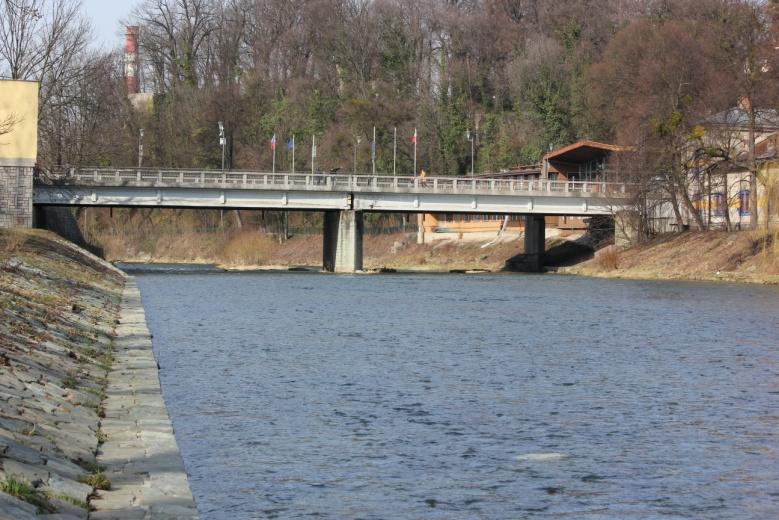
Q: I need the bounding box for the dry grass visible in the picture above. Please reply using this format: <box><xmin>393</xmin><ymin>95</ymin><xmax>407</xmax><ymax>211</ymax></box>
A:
<box><xmin>218</xmin><ymin>231</ymin><xmax>279</xmax><ymax>266</ymax></box>
<box><xmin>569</xmin><ymin>230</ymin><xmax>779</xmax><ymax>283</ymax></box>
<box><xmin>0</xmin><ymin>228</ymin><xmax>28</xmax><ymax>253</ymax></box>
<box><xmin>752</xmin><ymin>230</ymin><xmax>779</xmax><ymax>275</ymax></box>
<box><xmin>594</xmin><ymin>246</ymin><xmax>620</xmax><ymax>271</ymax></box>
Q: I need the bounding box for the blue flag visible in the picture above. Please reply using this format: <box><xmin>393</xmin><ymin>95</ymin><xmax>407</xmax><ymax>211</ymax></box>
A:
<box><xmin>287</xmin><ymin>137</ymin><xmax>295</xmax><ymax>150</ymax></box>
<box><xmin>371</xmin><ymin>140</ymin><xmax>376</xmax><ymax>161</ymax></box>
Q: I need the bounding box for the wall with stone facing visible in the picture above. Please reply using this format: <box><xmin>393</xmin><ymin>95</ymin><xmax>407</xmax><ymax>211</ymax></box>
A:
<box><xmin>0</xmin><ymin>166</ymin><xmax>33</xmax><ymax>228</ymax></box>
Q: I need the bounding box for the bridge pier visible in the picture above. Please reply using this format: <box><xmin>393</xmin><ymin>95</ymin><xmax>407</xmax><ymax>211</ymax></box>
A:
<box><xmin>524</xmin><ymin>215</ymin><xmax>546</xmax><ymax>272</ymax></box>
<box><xmin>323</xmin><ymin>210</ymin><xmax>363</xmax><ymax>273</ymax></box>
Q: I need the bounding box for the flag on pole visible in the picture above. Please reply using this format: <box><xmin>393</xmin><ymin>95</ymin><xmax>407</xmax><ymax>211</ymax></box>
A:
<box><xmin>371</xmin><ymin>140</ymin><xmax>376</xmax><ymax>162</ymax></box>
<box><xmin>411</xmin><ymin>128</ymin><xmax>418</xmax><ymax>145</ymax></box>
<box><xmin>287</xmin><ymin>136</ymin><xmax>295</xmax><ymax>150</ymax></box>
<box><xmin>270</xmin><ymin>134</ymin><xmax>277</xmax><ymax>151</ymax></box>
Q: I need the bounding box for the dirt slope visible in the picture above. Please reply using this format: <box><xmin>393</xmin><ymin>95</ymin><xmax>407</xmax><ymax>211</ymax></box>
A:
<box><xmin>564</xmin><ymin>231</ymin><xmax>779</xmax><ymax>284</ymax></box>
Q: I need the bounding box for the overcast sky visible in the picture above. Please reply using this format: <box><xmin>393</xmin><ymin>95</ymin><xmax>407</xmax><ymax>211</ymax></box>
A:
<box><xmin>81</xmin><ymin>0</ymin><xmax>135</xmax><ymax>49</ymax></box>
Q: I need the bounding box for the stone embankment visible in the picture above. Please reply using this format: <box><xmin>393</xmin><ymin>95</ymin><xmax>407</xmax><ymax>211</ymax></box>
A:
<box><xmin>0</xmin><ymin>229</ymin><xmax>197</xmax><ymax>519</ymax></box>
<box><xmin>91</xmin><ymin>281</ymin><xmax>197</xmax><ymax>519</ymax></box>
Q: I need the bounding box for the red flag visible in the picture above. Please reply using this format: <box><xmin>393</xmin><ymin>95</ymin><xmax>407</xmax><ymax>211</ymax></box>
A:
<box><xmin>270</xmin><ymin>134</ymin><xmax>277</xmax><ymax>151</ymax></box>
<box><xmin>410</xmin><ymin>128</ymin><xmax>417</xmax><ymax>145</ymax></box>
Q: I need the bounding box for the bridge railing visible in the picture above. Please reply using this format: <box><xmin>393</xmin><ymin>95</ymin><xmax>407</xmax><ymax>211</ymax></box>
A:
<box><xmin>37</xmin><ymin>168</ymin><xmax>635</xmax><ymax>196</ymax></box>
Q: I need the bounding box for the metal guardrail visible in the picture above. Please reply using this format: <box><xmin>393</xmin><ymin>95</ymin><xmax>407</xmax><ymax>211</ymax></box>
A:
<box><xmin>36</xmin><ymin>168</ymin><xmax>635</xmax><ymax>196</ymax></box>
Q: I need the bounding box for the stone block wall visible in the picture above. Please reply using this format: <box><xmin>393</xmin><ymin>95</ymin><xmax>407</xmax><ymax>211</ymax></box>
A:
<box><xmin>0</xmin><ymin>166</ymin><xmax>33</xmax><ymax>228</ymax></box>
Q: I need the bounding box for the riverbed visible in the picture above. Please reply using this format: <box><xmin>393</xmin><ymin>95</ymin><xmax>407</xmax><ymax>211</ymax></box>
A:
<box><xmin>134</xmin><ymin>272</ymin><xmax>779</xmax><ymax>519</ymax></box>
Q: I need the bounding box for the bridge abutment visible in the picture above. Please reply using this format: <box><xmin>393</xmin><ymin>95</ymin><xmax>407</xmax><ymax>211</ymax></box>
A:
<box><xmin>0</xmin><ymin>166</ymin><xmax>33</xmax><ymax>228</ymax></box>
<box><xmin>323</xmin><ymin>210</ymin><xmax>363</xmax><ymax>273</ymax></box>
<box><xmin>524</xmin><ymin>215</ymin><xmax>546</xmax><ymax>272</ymax></box>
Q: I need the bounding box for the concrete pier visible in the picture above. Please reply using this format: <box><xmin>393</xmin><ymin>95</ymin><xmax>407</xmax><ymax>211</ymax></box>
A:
<box><xmin>92</xmin><ymin>280</ymin><xmax>198</xmax><ymax>519</ymax></box>
<box><xmin>524</xmin><ymin>215</ymin><xmax>546</xmax><ymax>272</ymax></box>
<box><xmin>323</xmin><ymin>210</ymin><xmax>363</xmax><ymax>273</ymax></box>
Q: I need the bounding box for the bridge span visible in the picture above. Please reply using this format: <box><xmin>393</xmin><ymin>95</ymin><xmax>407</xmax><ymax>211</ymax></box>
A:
<box><xmin>33</xmin><ymin>168</ymin><xmax>636</xmax><ymax>273</ymax></box>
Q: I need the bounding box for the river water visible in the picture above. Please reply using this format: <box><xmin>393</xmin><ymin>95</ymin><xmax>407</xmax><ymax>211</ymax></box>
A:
<box><xmin>134</xmin><ymin>272</ymin><xmax>779</xmax><ymax>519</ymax></box>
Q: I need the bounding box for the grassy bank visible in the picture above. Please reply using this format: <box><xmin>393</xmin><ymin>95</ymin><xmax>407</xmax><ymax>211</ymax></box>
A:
<box><xmin>562</xmin><ymin>231</ymin><xmax>779</xmax><ymax>284</ymax></box>
<box><xmin>0</xmin><ymin>228</ymin><xmax>124</xmax><ymax>518</ymax></box>
<box><xmin>87</xmin><ymin>228</ymin><xmax>541</xmax><ymax>272</ymax></box>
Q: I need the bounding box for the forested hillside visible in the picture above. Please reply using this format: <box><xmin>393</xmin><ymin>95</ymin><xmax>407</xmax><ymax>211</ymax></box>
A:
<box><xmin>2</xmin><ymin>0</ymin><xmax>776</xmax><ymax>178</ymax></box>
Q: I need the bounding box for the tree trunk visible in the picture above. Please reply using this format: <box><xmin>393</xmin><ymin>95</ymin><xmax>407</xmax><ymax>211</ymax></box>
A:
<box><xmin>666</xmin><ymin>181</ymin><xmax>685</xmax><ymax>231</ymax></box>
<box><xmin>723</xmin><ymin>173</ymin><xmax>733</xmax><ymax>231</ymax></box>
<box><xmin>676</xmin><ymin>174</ymin><xmax>706</xmax><ymax>230</ymax></box>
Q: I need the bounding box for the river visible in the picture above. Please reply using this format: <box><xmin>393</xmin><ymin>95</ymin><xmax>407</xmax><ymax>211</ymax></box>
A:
<box><xmin>133</xmin><ymin>272</ymin><xmax>779</xmax><ymax>519</ymax></box>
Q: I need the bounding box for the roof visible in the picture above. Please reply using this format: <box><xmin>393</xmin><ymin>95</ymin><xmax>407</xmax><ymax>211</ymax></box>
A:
<box><xmin>475</xmin><ymin>165</ymin><xmax>541</xmax><ymax>178</ymax></box>
<box><xmin>703</xmin><ymin>107</ymin><xmax>779</xmax><ymax>131</ymax></box>
<box><xmin>544</xmin><ymin>140</ymin><xmax>628</xmax><ymax>163</ymax></box>
<box><xmin>756</xmin><ymin>132</ymin><xmax>778</xmax><ymax>161</ymax></box>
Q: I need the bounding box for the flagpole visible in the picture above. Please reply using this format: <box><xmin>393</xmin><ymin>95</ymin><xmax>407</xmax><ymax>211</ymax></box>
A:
<box><xmin>372</xmin><ymin>126</ymin><xmax>376</xmax><ymax>175</ymax></box>
<box><xmin>272</xmin><ymin>134</ymin><xmax>276</xmax><ymax>174</ymax></box>
<box><xmin>292</xmin><ymin>134</ymin><xmax>295</xmax><ymax>174</ymax></box>
<box><xmin>393</xmin><ymin>127</ymin><xmax>397</xmax><ymax>176</ymax></box>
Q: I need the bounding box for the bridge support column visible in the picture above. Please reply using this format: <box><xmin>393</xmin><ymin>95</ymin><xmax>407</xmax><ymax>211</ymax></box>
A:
<box><xmin>524</xmin><ymin>215</ymin><xmax>545</xmax><ymax>272</ymax></box>
<box><xmin>323</xmin><ymin>210</ymin><xmax>363</xmax><ymax>273</ymax></box>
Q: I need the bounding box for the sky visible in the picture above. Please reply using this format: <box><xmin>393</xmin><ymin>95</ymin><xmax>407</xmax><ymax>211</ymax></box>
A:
<box><xmin>80</xmin><ymin>0</ymin><xmax>135</xmax><ymax>49</ymax></box>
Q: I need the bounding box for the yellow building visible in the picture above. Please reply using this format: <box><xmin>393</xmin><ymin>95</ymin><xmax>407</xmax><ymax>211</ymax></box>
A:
<box><xmin>0</xmin><ymin>79</ymin><xmax>40</xmax><ymax>227</ymax></box>
<box><xmin>0</xmin><ymin>80</ymin><xmax>39</xmax><ymax>167</ymax></box>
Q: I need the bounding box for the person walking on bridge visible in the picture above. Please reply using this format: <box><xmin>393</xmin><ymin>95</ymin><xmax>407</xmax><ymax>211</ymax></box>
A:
<box><xmin>419</xmin><ymin>169</ymin><xmax>428</xmax><ymax>187</ymax></box>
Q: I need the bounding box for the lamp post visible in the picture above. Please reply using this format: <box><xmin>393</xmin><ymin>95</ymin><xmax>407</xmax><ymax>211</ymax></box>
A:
<box><xmin>393</xmin><ymin>127</ymin><xmax>397</xmax><ymax>176</ymax></box>
<box><xmin>138</xmin><ymin>128</ymin><xmax>144</xmax><ymax>168</ymax></box>
<box><xmin>353</xmin><ymin>135</ymin><xmax>362</xmax><ymax>175</ymax></box>
<box><xmin>466</xmin><ymin>129</ymin><xmax>474</xmax><ymax>177</ymax></box>
<box><xmin>218</xmin><ymin>121</ymin><xmax>225</xmax><ymax>171</ymax></box>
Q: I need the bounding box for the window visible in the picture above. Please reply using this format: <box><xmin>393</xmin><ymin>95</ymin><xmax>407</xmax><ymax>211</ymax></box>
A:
<box><xmin>711</xmin><ymin>193</ymin><xmax>726</xmax><ymax>217</ymax></box>
<box><xmin>692</xmin><ymin>193</ymin><xmax>703</xmax><ymax>214</ymax></box>
<box><xmin>738</xmin><ymin>190</ymin><xmax>750</xmax><ymax>216</ymax></box>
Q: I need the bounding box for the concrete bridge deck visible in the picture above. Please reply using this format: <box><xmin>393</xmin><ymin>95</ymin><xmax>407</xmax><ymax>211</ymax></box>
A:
<box><xmin>32</xmin><ymin>168</ymin><xmax>637</xmax><ymax>273</ymax></box>
<box><xmin>33</xmin><ymin>168</ymin><xmax>634</xmax><ymax>216</ymax></box>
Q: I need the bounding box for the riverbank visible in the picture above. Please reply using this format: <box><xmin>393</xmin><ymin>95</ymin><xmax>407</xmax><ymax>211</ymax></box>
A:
<box><xmin>92</xmin><ymin>280</ymin><xmax>197</xmax><ymax>519</ymax></box>
<box><xmin>0</xmin><ymin>228</ymin><xmax>197</xmax><ymax>519</ymax></box>
<box><xmin>0</xmin><ymin>228</ymin><xmax>124</xmax><ymax>518</ymax></box>
<box><xmin>87</xmin><ymin>229</ymin><xmax>530</xmax><ymax>272</ymax></box>
<box><xmin>562</xmin><ymin>231</ymin><xmax>779</xmax><ymax>285</ymax></box>
<box><xmin>86</xmin><ymin>227</ymin><xmax>601</xmax><ymax>273</ymax></box>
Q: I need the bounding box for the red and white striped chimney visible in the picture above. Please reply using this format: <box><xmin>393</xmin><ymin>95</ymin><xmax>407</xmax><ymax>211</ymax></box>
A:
<box><xmin>124</xmin><ymin>26</ymin><xmax>140</xmax><ymax>94</ymax></box>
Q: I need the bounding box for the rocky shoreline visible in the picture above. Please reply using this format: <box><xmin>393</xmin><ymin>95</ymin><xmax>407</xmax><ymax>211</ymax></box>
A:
<box><xmin>0</xmin><ymin>229</ymin><xmax>197</xmax><ymax>519</ymax></box>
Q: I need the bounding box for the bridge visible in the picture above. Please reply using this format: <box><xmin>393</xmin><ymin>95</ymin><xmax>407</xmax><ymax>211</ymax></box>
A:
<box><xmin>32</xmin><ymin>168</ymin><xmax>636</xmax><ymax>273</ymax></box>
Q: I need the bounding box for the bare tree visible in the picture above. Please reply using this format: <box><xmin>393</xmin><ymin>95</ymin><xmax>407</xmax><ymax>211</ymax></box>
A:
<box><xmin>131</xmin><ymin>0</ymin><xmax>217</xmax><ymax>89</ymax></box>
